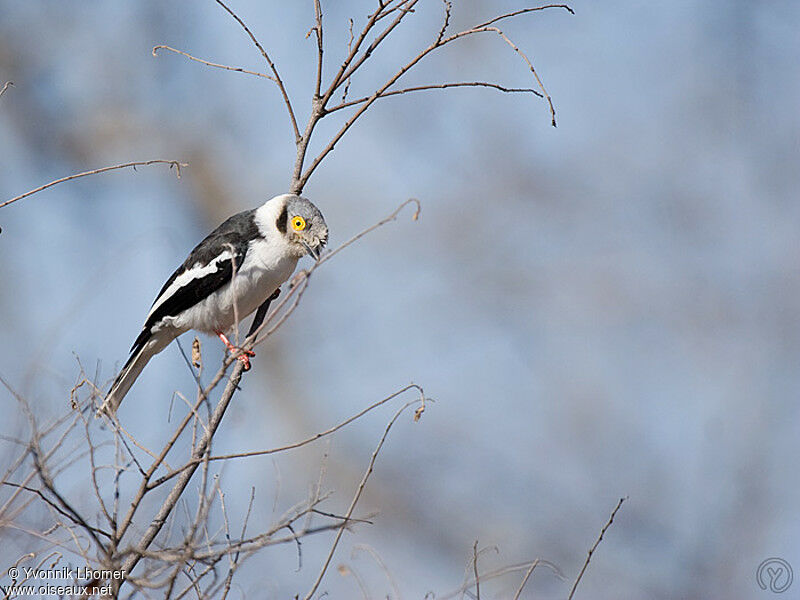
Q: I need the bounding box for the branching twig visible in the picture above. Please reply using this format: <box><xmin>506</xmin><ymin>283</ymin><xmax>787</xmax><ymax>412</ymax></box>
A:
<box><xmin>1</xmin><ymin>160</ymin><xmax>186</xmax><ymax>209</ymax></box>
<box><xmin>293</xmin><ymin>7</ymin><xmax>567</xmax><ymax>191</ymax></box>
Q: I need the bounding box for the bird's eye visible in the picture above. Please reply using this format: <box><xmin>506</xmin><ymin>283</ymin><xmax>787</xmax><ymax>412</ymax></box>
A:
<box><xmin>291</xmin><ymin>216</ymin><xmax>306</xmax><ymax>231</ymax></box>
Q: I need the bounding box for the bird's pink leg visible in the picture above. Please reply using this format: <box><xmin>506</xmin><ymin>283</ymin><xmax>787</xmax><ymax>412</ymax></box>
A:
<box><xmin>216</xmin><ymin>331</ymin><xmax>255</xmax><ymax>371</ymax></box>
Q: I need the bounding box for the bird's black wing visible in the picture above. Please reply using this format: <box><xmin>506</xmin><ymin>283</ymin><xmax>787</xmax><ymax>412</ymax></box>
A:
<box><xmin>129</xmin><ymin>208</ymin><xmax>261</xmax><ymax>354</ymax></box>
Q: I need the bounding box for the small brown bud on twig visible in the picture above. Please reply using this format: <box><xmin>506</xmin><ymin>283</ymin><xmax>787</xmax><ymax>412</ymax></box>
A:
<box><xmin>191</xmin><ymin>337</ymin><xmax>202</xmax><ymax>369</ymax></box>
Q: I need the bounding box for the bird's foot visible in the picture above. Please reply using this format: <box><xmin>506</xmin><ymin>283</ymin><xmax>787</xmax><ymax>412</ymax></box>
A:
<box><xmin>236</xmin><ymin>350</ymin><xmax>255</xmax><ymax>371</ymax></box>
<box><xmin>216</xmin><ymin>331</ymin><xmax>256</xmax><ymax>371</ymax></box>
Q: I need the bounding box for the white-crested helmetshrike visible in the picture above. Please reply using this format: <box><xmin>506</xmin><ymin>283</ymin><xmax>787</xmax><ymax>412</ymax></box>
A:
<box><xmin>100</xmin><ymin>193</ymin><xmax>327</xmax><ymax>415</ymax></box>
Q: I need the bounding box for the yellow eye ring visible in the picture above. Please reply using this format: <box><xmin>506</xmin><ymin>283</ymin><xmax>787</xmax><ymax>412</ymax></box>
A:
<box><xmin>291</xmin><ymin>216</ymin><xmax>306</xmax><ymax>231</ymax></box>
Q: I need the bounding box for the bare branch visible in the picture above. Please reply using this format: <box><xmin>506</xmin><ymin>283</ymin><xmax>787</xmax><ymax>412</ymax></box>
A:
<box><xmin>152</xmin><ymin>45</ymin><xmax>274</xmax><ymax>81</ymax></box>
<box><xmin>567</xmin><ymin>497</ymin><xmax>626</xmax><ymax>600</ymax></box>
<box><xmin>0</xmin><ymin>81</ymin><xmax>13</xmax><ymax>99</ymax></box>
<box><xmin>1</xmin><ymin>160</ymin><xmax>186</xmax><ymax>209</ymax></box>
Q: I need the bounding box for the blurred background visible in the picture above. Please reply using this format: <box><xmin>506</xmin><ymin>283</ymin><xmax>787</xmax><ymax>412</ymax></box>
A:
<box><xmin>1</xmin><ymin>1</ymin><xmax>799</xmax><ymax>598</ymax></box>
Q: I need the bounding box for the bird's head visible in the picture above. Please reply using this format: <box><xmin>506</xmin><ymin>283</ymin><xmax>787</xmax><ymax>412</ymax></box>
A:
<box><xmin>278</xmin><ymin>195</ymin><xmax>328</xmax><ymax>261</ymax></box>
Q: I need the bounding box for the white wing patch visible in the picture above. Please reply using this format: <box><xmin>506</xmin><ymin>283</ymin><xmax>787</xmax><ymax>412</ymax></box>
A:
<box><xmin>146</xmin><ymin>250</ymin><xmax>233</xmax><ymax>321</ymax></box>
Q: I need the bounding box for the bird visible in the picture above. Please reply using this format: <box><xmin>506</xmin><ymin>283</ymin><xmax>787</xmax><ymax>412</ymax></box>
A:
<box><xmin>99</xmin><ymin>193</ymin><xmax>328</xmax><ymax>416</ymax></box>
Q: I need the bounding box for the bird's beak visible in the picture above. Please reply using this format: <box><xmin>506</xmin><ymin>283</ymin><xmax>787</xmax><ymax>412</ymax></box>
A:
<box><xmin>301</xmin><ymin>241</ymin><xmax>321</xmax><ymax>261</ymax></box>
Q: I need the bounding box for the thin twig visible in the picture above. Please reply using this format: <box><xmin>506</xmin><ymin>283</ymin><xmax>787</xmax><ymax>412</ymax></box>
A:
<box><xmin>512</xmin><ymin>559</ymin><xmax>540</xmax><ymax>600</ymax></box>
<box><xmin>241</xmin><ymin>198</ymin><xmax>420</xmax><ymax>349</ymax></box>
<box><xmin>340</xmin><ymin>562</ymin><xmax>371</xmax><ymax>600</ymax></box>
<box><xmin>486</xmin><ymin>27</ymin><xmax>558</xmax><ymax>127</ymax></box>
<box><xmin>1</xmin><ymin>482</ymin><xmax>111</xmax><ymax>540</ymax></box>
<box><xmin>312</xmin><ymin>0</ymin><xmax>324</xmax><ymax>99</ymax></box>
<box><xmin>113</xmin><ymin>373</ymin><xmax>221</xmax><ymax>541</ymax></box>
<box><xmin>152</xmin><ymin>45</ymin><xmax>273</xmax><ymax>81</ymax></box>
<box><xmin>303</xmin><ymin>397</ymin><xmax>426</xmax><ymax>599</ymax></box>
<box><xmin>474</xmin><ymin>4</ymin><xmax>574</xmax><ymax>29</ymax></box>
<box><xmin>0</xmin><ymin>81</ymin><xmax>13</xmax><ymax>99</ymax></box>
<box><xmin>352</xmin><ymin>544</ymin><xmax>401</xmax><ymax>600</ymax></box>
<box><xmin>313</xmin><ymin>509</ymin><xmax>373</xmax><ymax>526</ymax></box>
<box><xmin>567</xmin><ymin>497</ymin><xmax>626</xmax><ymax>600</ymax></box>
<box><xmin>31</xmin><ymin>448</ymin><xmax>109</xmax><ymax>552</ymax></box>
<box><xmin>148</xmin><ymin>384</ymin><xmax>423</xmax><ymax>487</ymax></box>
<box><xmin>341</xmin><ymin>19</ymin><xmax>355</xmax><ymax>103</ymax></box>
<box><xmin>328</xmin><ymin>81</ymin><xmax>541</xmax><ymax>112</ymax></box>
<box><xmin>473</xmin><ymin>540</ymin><xmax>481</xmax><ymax>600</ymax></box>
<box><xmin>213</xmin><ymin>0</ymin><xmax>301</xmax><ymax>142</ymax></box>
<box><xmin>1</xmin><ymin>160</ymin><xmax>186</xmax><ymax>209</ymax></box>
<box><xmin>439</xmin><ymin>560</ymin><xmax>562</xmax><ymax>600</ymax></box>
<box><xmin>436</xmin><ymin>0</ymin><xmax>452</xmax><ymax>45</ymax></box>
<box><xmin>316</xmin><ymin>198</ymin><xmax>420</xmax><ymax>267</ymax></box>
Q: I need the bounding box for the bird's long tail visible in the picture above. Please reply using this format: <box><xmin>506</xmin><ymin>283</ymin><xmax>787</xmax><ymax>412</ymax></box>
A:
<box><xmin>98</xmin><ymin>331</ymin><xmax>171</xmax><ymax>417</ymax></box>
